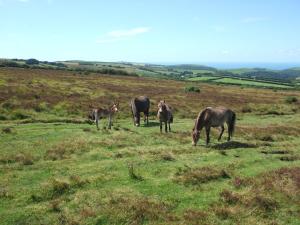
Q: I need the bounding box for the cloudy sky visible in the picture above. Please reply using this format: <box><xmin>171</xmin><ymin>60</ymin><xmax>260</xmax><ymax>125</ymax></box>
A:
<box><xmin>0</xmin><ymin>0</ymin><xmax>300</xmax><ymax>63</ymax></box>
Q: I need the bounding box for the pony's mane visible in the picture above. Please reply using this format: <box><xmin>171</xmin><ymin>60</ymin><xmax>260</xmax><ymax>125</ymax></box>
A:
<box><xmin>131</xmin><ymin>98</ymin><xmax>137</xmax><ymax>115</ymax></box>
<box><xmin>194</xmin><ymin>108</ymin><xmax>208</xmax><ymax>131</ymax></box>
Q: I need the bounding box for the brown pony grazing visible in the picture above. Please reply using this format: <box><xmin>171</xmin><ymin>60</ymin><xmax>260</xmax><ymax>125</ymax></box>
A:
<box><xmin>130</xmin><ymin>96</ymin><xmax>150</xmax><ymax>126</ymax></box>
<box><xmin>157</xmin><ymin>100</ymin><xmax>173</xmax><ymax>133</ymax></box>
<box><xmin>192</xmin><ymin>106</ymin><xmax>236</xmax><ymax>146</ymax></box>
<box><xmin>89</xmin><ymin>102</ymin><xmax>119</xmax><ymax>130</ymax></box>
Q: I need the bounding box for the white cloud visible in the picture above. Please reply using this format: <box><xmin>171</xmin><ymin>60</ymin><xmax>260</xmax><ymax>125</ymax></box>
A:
<box><xmin>241</xmin><ymin>17</ymin><xmax>269</xmax><ymax>23</ymax></box>
<box><xmin>96</xmin><ymin>27</ymin><xmax>150</xmax><ymax>44</ymax></box>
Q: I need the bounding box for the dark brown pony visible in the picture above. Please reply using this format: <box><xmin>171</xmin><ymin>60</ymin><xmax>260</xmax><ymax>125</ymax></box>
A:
<box><xmin>192</xmin><ymin>107</ymin><xmax>236</xmax><ymax>146</ymax></box>
<box><xmin>130</xmin><ymin>96</ymin><xmax>150</xmax><ymax>126</ymax></box>
<box><xmin>157</xmin><ymin>100</ymin><xmax>173</xmax><ymax>133</ymax></box>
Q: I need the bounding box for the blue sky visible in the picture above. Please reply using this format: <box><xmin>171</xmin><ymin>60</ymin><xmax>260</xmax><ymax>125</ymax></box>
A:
<box><xmin>0</xmin><ymin>0</ymin><xmax>300</xmax><ymax>63</ymax></box>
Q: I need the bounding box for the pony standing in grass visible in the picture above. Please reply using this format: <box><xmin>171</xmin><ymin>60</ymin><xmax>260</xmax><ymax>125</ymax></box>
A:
<box><xmin>89</xmin><ymin>102</ymin><xmax>119</xmax><ymax>130</ymax></box>
<box><xmin>192</xmin><ymin>106</ymin><xmax>236</xmax><ymax>146</ymax></box>
<box><xmin>157</xmin><ymin>100</ymin><xmax>173</xmax><ymax>133</ymax></box>
<box><xmin>130</xmin><ymin>96</ymin><xmax>150</xmax><ymax>126</ymax></box>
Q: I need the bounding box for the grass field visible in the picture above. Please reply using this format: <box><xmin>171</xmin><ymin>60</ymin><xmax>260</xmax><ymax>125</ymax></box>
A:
<box><xmin>0</xmin><ymin>68</ymin><xmax>300</xmax><ymax>225</ymax></box>
<box><xmin>187</xmin><ymin>76</ymin><xmax>219</xmax><ymax>81</ymax></box>
<box><xmin>213</xmin><ymin>77</ymin><xmax>293</xmax><ymax>89</ymax></box>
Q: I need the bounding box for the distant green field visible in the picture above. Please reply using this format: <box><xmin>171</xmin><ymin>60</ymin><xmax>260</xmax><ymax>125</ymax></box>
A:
<box><xmin>226</xmin><ymin>68</ymin><xmax>258</xmax><ymax>74</ymax></box>
<box><xmin>188</xmin><ymin>76</ymin><xmax>219</xmax><ymax>81</ymax></box>
<box><xmin>214</xmin><ymin>77</ymin><xmax>293</xmax><ymax>89</ymax></box>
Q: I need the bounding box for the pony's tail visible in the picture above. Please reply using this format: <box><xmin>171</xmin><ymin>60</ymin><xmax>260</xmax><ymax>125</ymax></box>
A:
<box><xmin>229</xmin><ymin>112</ymin><xmax>236</xmax><ymax>137</ymax></box>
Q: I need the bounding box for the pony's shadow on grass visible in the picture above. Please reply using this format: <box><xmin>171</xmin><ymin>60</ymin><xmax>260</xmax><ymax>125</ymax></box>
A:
<box><xmin>142</xmin><ymin>121</ymin><xmax>160</xmax><ymax>127</ymax></box>
<box><xmin>211</xmin><ymin>141</ymin><xmax>257</xmax><ymax>150</ymax></box>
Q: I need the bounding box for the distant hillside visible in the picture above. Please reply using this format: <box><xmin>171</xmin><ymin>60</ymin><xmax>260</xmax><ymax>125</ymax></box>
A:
<box><xmin>1</xmin><ymin>58</ymin><xmax>299</xmax><ymax>87</ymax></box>
<box><xmin>167</xmin><ymin>64</ymin><xmax>217</xmax><ymax>71</ymax></box>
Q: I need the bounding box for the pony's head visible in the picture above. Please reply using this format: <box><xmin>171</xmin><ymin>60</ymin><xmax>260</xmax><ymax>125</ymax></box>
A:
<box><xmin>133</xmin><ymin>114</ymin><xmax>140</xmax><ymax>126</ymax></box>
<box><xmin>111</xmin><ymin>102</ymin><xmax>119</xmax><ymax>113</ymax></box>
<box><xmin>88</xmin><ymin>109</ymin><xmax>96</xmax><ymax>121</ymax></box>
<box><xmin>192</xmin><ymin>128</ymin><xmax>200</xmax><ymax>146</ymax></box>
<box><xmin>158</xmin><ymin>100</ymin><xmax>167</xmax><ymax>113</ymax></box>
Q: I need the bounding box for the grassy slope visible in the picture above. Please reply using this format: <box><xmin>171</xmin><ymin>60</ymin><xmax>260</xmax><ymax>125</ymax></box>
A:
<box><xmin>0</xmin><ymin>68</ymin><xmax>300</xmax><ymax>225</ymax></box>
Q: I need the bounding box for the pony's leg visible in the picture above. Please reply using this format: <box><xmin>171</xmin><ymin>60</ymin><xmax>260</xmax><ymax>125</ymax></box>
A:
<box><xmin>165</xmin><ymin>121</ymin><xmax>168</xmax><ymax>133</ymax></box>
<box><xmin>108</xmin><ymin>115</ymin><xmax>112</xmax><ymax>129</ymax></box>
<box><xmin>144</xmin><ymin>111</ymin><xmax>149</xmax><ymax>125</ymax></box>
<box><xmin>205</xmin><ymin>126</ymin><xmax>210</xmax><ymax>145</ymax></box>
<box><xmin>218</xmin><ymin>125</ymin><xmax>225</xmax><ymax>141</ymax></box>
<box><xmin>226</xmin><ymin>122</ymin><xmax>231</xmax><ymax>141</ymax></box>
<box><xmin>168</xmin><ymin>121</ymin><xmax>171</xmax><ymax>132</ymax></box>
<box><xmin>95</xmin><ymin>118</ymin><xmax>99</xmax><ymax>130</ymax></box>
<box><xmin>160</xmin><ymin>121</ymin><xmax>162</xmax><ymax>133</ymax></box>
<box><xmin>137</xmin><ymin>113</ymin><xmax>140</xmax><ymax>126</ymax></box>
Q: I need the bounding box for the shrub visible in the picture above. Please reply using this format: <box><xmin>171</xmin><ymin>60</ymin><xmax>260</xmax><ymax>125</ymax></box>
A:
<box><xmin>2</xmin><ymin>127</ymin><xmax>12</xmax><ymax>134</ymax></box>
<box><xmin>241</xmin><ymin>105</ymin><xmax>252</xmax><ymax>113</ymax></box>
<box><xmin>25</xmin><ymin>58</ymin><xmax>39</xmax><ymax>65</ymax></box>
<box><xmin>220</xmin><ymin>190</ymin><xmax>240</xmax><ymax>204</ymax></box>
<box><xmin>15</xmin><ymin>153</ymin><xmax>34</xmax><ymax>165</ymax></box>
<box><xmin>160</xmin><ymin>152</ymin><xmax>175</xmax><ymax>161</ymax></box>
<box><xmin>0</xmin><ymin>114</ymin><xmax>7</xmax><ymax>120</ymax></box>
<box><xmin>11</xmin><ymin>111</ymin><xmax>30</xmax><ymax>120</ymax></box>
<box><xmin>184</xmin><ymin>86</ymin><xmax>200</xmax><ymax>93</ymax></box>
<box><xmin>285</xmin><ymin>96</ymin><xmax>298</xmax><ymax>104</ymax></box>
<box><xmin>34</xmin><ymin>102</ymin><xmax>49</xmax><ymax>112</ymax></box>
<box><xmin>51</xmin><ymin>179</ymin><xmax>71</xmax><ymax>196</ymax></box>
<box><xmin>128</xmin><ymin>163</ymin><xmax>143</xmax><ymax>181</ymax></box>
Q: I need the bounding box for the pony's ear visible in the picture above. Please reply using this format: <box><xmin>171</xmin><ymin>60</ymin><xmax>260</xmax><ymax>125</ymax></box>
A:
<box><xmin>163</xmin><ymin>99</ymin><xmax>165</xmax><ymax>103</ymax></box>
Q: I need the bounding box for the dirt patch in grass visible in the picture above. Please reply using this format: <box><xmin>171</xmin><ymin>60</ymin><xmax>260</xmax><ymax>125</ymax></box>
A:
<box><xmin>174</xmin><ymin>166</ymin><xmax>231</xmax><ymax>185</ymax></box>
<box><xmin>212</xmin><ymin>141</ymin><xmax>256</xmax><ymax>150</ymax></box>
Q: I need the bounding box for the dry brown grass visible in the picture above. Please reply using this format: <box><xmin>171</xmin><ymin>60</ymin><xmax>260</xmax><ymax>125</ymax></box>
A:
<box><xmin>45</xmin><ymin>138</ymin><xmax>89</xmax><ymax>160</ymax></box>
<box><xmin>174</xmin><ymin>166</ymin><xmax>231</xmax><ymax>185</ymax></box>
<box><xmin>216</xmin><ymin>167</ymin><xmax>300</xmax><ymax>221</ymax></box>
<box><xmin>106</xmin><ymin>195</ymin><xmax>173</xmax><ymax>224</ymax></box>
<box><xmin>1</xmin><ymin>67</ymin><xmax>299</xmax><ymax>119</ymax></box>
<box><xmin>183</xmin><ymin>209</ymin><xmax>210</xmax><ymax>225</ymax></box>
<box><xmin>0</xmin><ymin>186</ymin><xmax>12</xmax><ymax>199</ymax></box>
<box><xmin>0</xmin><ymin>152</ymin><xmax>34</xmax><ymax>165</ymax></box>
